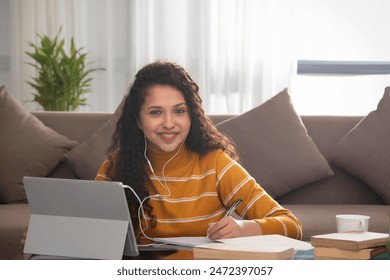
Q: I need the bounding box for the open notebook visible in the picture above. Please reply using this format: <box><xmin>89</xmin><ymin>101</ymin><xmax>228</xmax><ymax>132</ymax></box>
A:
<box><xmin>154</xmin><ymin>235</ymin><xmax>313</xmax><ymax>250</ymax></box>
<box><xmin>154</xmin><ymin>235</ymin><xmax>313</xmax><ymax>260</ymax></box>
<box><xmin>23</xmin><ymin>177</ymin><xmax>139</xmax><ymax>260</ymax></box>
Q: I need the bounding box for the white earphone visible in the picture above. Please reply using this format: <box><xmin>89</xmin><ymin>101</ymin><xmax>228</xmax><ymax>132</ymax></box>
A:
<box><xmin>146</xmin><ymin>159</ymin><xmax>154</xmax><ymax>174</ymax></box>
<box><xmin>123</xmin><ymin>136</ymin><xmax>183</xmax><ymax>242</ymax></box>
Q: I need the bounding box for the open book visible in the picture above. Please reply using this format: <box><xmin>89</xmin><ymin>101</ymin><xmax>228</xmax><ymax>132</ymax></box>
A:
<box><xmin>154</xmin><ymin>234</ymin><xmax>313</xmax><ymax>260</ymax></box>
<box><xmin>153</xmin><ymin>236</ymin><xmax>213</xmax><ymax>248</ymax></box>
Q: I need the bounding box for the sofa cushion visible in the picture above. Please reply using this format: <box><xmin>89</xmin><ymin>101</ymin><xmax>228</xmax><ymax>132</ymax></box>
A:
<box><xmin>217</xmin><ymin>89</ymin><xmax>334</xmax><ymax>198</ymax></box>
<box><xmin>0</xmin><ymin>86</ymin><xmax>77</xmax><ymax>203</ymax></box>
<box><xmin>65</xmin><ymin>96</ymin><xmax>125</xmax><ymax>180</ymax></box>
<box><xmin>333</xmin><ymin>87</ymin><xmax>390</xmax><ymax>204</ymax></box>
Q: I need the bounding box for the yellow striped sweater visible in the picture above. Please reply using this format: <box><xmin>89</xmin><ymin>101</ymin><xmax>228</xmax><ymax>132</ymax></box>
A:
<box><xmin>95</xmin><ymin>144</ymin><xmax>302</xmax><ymax>240</ymax></box>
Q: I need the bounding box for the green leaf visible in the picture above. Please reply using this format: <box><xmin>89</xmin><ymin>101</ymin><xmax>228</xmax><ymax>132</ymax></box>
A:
<box><xmin>25</xmin><ymin>27</ymin><xmax>104</xmax><ymax>111</ymax></box>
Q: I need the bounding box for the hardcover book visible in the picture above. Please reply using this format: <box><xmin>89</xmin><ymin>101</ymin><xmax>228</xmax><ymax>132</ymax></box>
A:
<box><xmin>310</xmin><ymin>232</ymin><xmax>389</xmax><ymax>251</ymax></box>
<box><xmin>193</xmin><ymin>242</ymin><xmax>295</xmax><ymax>260</ymax></box>
<box><xmin>313</xmin><ymin>245</ymin><xmax>387</xmax><ymax>260</ymax></box>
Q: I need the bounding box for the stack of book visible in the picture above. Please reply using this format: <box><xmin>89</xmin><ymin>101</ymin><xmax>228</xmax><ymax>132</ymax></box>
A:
<box><xmin>310</xmin><ymin>232</ymin><xmax>389</xmax><ymax>260</ymax></box>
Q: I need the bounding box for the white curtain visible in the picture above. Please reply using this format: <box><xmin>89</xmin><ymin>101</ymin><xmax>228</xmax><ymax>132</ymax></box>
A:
<box><xmin>1</xmin><ymin>0</ymin><xmax>293</xmax><ymax>113</ymax></box>
<box><xmin>4</xmin><ymin>0</ymin><xmax>388</xmax><ymax>115</ymax></box>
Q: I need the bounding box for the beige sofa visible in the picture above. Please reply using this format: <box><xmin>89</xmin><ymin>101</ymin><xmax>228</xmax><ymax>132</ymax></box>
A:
<box><xmin>1</xmin><ymin>86</ymin><xmax>389</xmax><ymax>259</ymax></box>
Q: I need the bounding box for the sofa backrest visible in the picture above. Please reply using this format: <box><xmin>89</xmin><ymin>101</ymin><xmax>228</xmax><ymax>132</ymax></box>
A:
<box><xmin>33</xmin><ymin>112</ymin><xmax>112</xmax><ymax>143</ymax></box>
<box><xmin>32</xmin><ymin>112</ymin><xmax>384</xmax><ymax>205</ymax></box>
<box><xmin>279</xmin><ymin>116</ymin><xmax>384</xmax><ymax>205</ymax></box>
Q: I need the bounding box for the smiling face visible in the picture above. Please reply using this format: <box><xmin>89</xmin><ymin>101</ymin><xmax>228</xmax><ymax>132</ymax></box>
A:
<box><xmin>138</xmin><ymin>84</ymin><xmax>191</xmax><ymax>153</ymax></box>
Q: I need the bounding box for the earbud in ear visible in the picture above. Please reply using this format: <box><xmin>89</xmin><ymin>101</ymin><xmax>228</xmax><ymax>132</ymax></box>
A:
<box><xmin>137</xmin><ymin>120</ymin><xmax>142</xmax><ymax>130</ymax></box>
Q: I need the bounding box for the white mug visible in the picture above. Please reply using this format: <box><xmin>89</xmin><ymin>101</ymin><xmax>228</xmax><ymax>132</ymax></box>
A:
<box><xmin>336</xmin><ymin>214</ymin><xmax>370</xmax><ymax>233</ymax></box>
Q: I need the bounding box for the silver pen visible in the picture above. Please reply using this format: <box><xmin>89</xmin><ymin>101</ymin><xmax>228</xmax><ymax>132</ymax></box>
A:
<box><xmin>224</xmin><ymin>198</ymin><xmax>243</xmax><ymax>217</ymax></box>
<box><xmin>206</xmin><ymin>198</ymin><xmax>243</xmax><ymax>239</ymax></box>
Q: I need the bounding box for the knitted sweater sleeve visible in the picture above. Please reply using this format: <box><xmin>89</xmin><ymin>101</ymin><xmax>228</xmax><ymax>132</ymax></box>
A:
<box><xmin>215</xmin><ymin>151</ymin><xmax>303</xmax><ymax>240</ymax></box>
<box><xmin>95</xmin><ymin>153</ymin><xmax>117</xmax><ymax>181</ymax></box>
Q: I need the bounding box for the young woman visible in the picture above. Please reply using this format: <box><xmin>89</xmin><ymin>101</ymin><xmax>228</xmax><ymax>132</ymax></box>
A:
<box><xmin>96</xmin><ymin>61</ymin><xmax>302</xmax><ymax>243</ymax></box>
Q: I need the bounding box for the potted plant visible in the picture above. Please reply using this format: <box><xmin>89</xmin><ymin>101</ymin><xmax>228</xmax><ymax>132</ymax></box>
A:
<box><xmin>26</xmin><ymin>28</ymin><xmax>104</xmax><ymax>111</ymax></box>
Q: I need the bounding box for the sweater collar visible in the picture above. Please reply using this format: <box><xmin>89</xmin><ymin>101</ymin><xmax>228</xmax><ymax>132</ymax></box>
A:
<box><xmin>146</xmin><ymin>142</ymin><xmax>190</xmax><ymax>171</ymax></box>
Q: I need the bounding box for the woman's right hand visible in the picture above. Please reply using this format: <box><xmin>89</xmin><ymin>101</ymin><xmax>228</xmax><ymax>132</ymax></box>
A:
<box><xmin>206</xmin><ymin>216</ymin><xmax>262</xmax><ymax>240</ymax></box>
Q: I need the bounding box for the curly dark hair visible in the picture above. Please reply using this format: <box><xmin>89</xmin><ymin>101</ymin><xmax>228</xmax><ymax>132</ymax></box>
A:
<box><xmin>107</xmin><ymin>60</ymin><xmax>239</xmax><ymax>229</ymax></box>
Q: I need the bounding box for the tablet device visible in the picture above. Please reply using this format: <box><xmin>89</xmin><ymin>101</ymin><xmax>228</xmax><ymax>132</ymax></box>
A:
<box><xmin>23</xmin><ymin>176</ymin><xmax>139</xmax><ymax>260</ymax></box>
